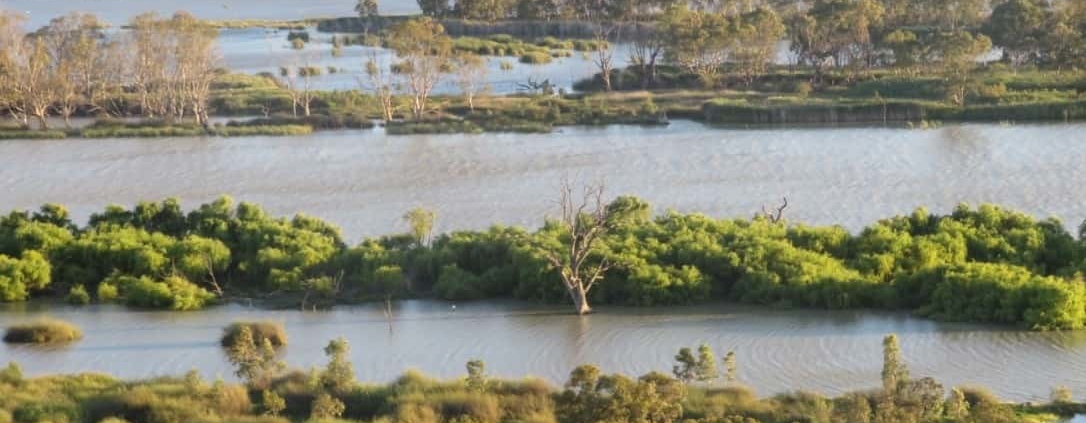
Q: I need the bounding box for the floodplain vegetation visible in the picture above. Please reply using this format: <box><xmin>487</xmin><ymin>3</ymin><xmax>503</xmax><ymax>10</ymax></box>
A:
<box><xmin>2</xmin><ymin>0</ymin><xmax>1085</xmax><ymax>137</ymax></box>
<box><xmin>4</xmin><ymin>192</ymin><xmax>1086</xmax><ymax>329</ymax></box>
<box><xmin>0</xmin><ymin>333</ymin><xmax>1078</xmax><ymax>423</ymax></box>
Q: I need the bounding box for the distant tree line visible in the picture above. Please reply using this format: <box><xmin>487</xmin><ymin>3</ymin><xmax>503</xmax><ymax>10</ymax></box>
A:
<box><xmin>0</xmin><ymin>11</ymin><xmax>220</xmax><ymax>130</ymax></box>
<box><xmin>4</xmin><ymin>195</ymin><xmax>1086</xmax><ymax>329</ymax></box>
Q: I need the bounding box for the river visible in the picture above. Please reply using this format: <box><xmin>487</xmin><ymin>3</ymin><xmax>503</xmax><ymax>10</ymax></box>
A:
<box><xmin>2</xmin><ymin>121</ymin><xmax>1085</xmax><ymax>239</ymax></box>
<box><xmin>1</xmin><ymin>300</ymin><xmax>1085</xmax><ymax>402</ymax></box>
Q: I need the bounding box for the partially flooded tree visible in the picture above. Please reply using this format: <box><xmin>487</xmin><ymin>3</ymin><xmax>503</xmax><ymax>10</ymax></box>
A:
<box><xmin>578</xmin><ymin>0</ymin><xmax>628</xmax><ymax>92</ymax></box>
<box><xmin>320</xmin><ymin>337</ymin><xmax>356</xmax><ymax>392</ymax></box>
<box><xmin>226</xmin><ymin>326</ymin><xmax>284</xmax><ymax>387</ymax></box>
<box><xmin>882</xmin><ymin>334</ymin><xmax>909</xmax><ymax>393</ymax></box>
<box><xmin>533</xmin><ymin>180</ymin><xmax>613</xmax><ymax>315</ymax></box>
<box><xmin>387</xmin><ymin>18</ymin><xmax>452</xmax><ymax>119</ymax></box>
<box><xmin>453</xmin><ymin>53</ymin><xmax>487</xmax><ymax>111</ymax></box>
<box><xmin>362</xmin><ymin>51</ymin><xmax>399</xmax><ymax>122</ymax></box>
<box><xmin>403</xmin><ymin>207</ymin><xmax>436</xmax><ymax>247</ymax></box>
<box><xmin>723</xmin><ymin>350</ymin><xmax>737</xmax><ymax>383</ymax></box>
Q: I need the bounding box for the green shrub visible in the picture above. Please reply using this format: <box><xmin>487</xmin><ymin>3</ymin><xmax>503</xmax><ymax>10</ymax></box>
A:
<box><xmin>221</xmin><ymin>321</ymin><xmax>288</xmax><ymax>348</ymax></box>
<box><xmin>66</xmin><ymin>284</ymin><xmax>90</xmax><ymax>305</ymax></box>
<box><xmin>97</xmin><ymin>282</ymin><xmax>119</xmax><ymax>302</ymax></box>
<box><xmin>518</xmin><ymin>52</ymin><xmax>552</xmax><ymax>65</ymax></box>
<box><xmin>117</xmin><ymin>275</ymin><xmax>215</xmax><ymax>311</ymax></box>
<box><xmin>0</xmin><ymin>130</ymin><xmax>67</xmax><ymax>140</ymax></box>
<box><xmin>3</xmin><ymin>318</ymin><xmax>82</xmax><ymax>344</ymax></box>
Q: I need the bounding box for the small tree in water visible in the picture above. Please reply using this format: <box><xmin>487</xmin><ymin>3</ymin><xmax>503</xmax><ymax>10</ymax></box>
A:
<box><xmin>723</xmin><ymin>350</ymin><xmax>737</xmax><ymax>383</ymax></box>
<box><xmin>466</xmin><ymin>359</ymin><xmax>487</xmax><ymax>391</ymax></box>
<box><xmin>321</xmin><ymin>337</ymin><xmax>355</xmax><ymax>392</ymax></box>
<box><xmin>882</xmin><ymin>334</ymin><xmax>909</xmax><ymax>393</ymax></box>
<box><xmin>403</xmin><ymin>207</ymin><xmax>436</xmax><ymax>247</ymax></box>
<box><xmin>226</xmin><ymin>326</ymin><xmax>283</xmax><ymax>387</ymax></box>
<box><xmin>695</xmin><ymin>344</ymin><xmax>718</xmax><ymax>383</ymax></box>
<box><xmin>673</xmin><ymin>347</ymin><xmax>697</xmax><ymax>383</ymax></box>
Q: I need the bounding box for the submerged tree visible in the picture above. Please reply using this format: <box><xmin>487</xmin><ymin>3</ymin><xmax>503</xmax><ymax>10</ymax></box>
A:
<box><xmin>454</xmin><ymin>53</ymin><xmax>488</xmax><ymax>111</ymax></box>
<box><xmin>466</xmin><ymin>359</ymin><xmax>487</xmax><ymax>390</ymax></box>
<box><xmin>225</xmin><ymin>326</ymin><xmax>284</xmax><ymax>387</ymax></box>
<box><xmin>320</xmin><ymin>337</ymin><xmax>355</xmax><ymax>392</ymax></box>
<box><xmin>403</xmin><ymin>207</ymin><xmax>437</xmax><ymax>247</ymax></box>
<box><xmin>882</xmin><ymin>334</ymin><xmax>909</xmax><ymax>393</ymax></box>
<box><xmin>532</xmin><ymin>180</ymin><xmax>613</xmax><ymax>315</ymax></box>
<box><xmin>723</xmin><ymin>350</ymin><xmax>737</xmax><ymax>383</ymax></box>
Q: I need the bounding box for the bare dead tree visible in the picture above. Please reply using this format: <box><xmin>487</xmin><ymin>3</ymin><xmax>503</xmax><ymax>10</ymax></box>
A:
<box><xmin>203</xmin><ymin>252</ymin><xmax>224</xmax><ymax>297</ymax></box>
<box><xmin>535</xmin><ymin>179</ymin><xmax>613</xmax><ymax>315</ymax></box>
<box><xmin>760</xmin><ymin>197</ymin><xmax>788</xmax><ymax>223</ymax></box>
<box><xmin>383</xmin><ymin>294</ymin><xmax>394</xmax><ymax>334</ymax></box>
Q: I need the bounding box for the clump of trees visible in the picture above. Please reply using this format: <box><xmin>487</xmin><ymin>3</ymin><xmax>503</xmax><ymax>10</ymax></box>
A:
<box><xmin>4</xmin><ymin>196</ymin><xmax>1086</xmax><ymax>329</ymax></box>
<box><xmin>0</xmin><ymin>10</ymin><xmax>220</xmax><ymax>130</ymax></box>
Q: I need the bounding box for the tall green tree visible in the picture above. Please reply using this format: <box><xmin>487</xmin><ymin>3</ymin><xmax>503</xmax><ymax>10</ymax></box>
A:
<box><xmin>983</xmin><ymin>0</ymin><xmax>1047</xmax><ymax>67</ymax></box>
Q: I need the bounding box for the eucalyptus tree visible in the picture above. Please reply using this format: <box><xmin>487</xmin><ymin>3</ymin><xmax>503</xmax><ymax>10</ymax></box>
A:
<box><xmin>387</xmin><ymin>18</ymin><xmax>452</xmax><ymax>119</ymax></box>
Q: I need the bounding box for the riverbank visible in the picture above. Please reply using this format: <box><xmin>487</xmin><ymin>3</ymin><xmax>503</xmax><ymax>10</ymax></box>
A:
<box><xmin>4</xmin><ymin>64</ymin><xmax>1084</xmax><ymax>140</ymax></box>
<box><xmin>6</xmin><ymin>299</ymin><xmax>1086</xmax><ymax>402</ymax></box>
<box><xmin>0</xmin><ymin>329</ymin><xmax>1077</xmax><ymax>423</ymax></box>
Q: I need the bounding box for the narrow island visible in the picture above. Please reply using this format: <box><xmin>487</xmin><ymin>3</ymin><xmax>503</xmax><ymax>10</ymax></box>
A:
<box><xmin>0</xmin><ymin>0</ymin><xmax>1084</xmax><ymax>139</ymax></box>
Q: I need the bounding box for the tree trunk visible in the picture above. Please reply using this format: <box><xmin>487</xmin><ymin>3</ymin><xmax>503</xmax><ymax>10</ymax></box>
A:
<box><xmin>569</xmin><ymin>284</ymin><xmax>591</xmax><ymax>315</ymax></box>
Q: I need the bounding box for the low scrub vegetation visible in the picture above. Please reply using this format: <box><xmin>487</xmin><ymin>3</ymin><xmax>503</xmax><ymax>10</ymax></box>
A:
<box><xmin>0</xmin><ymin>334</ymin><xmax>1070</xmax><ymax>423</ymax></box>
<box><xmin>3</xmin><ymin>319</ymin><xmax>82</xmax><ymax>344</ymax></box>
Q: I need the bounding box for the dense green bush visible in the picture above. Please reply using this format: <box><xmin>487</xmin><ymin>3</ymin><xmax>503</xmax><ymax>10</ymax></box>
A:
<box><xmin>4</xmin><ymin>197</ymin><xmax>1086</xmax><ymax>328</ymax></box>
<box><xmin>222</xmin><ymin>321</ymin><xmax>288</xmax><ymax>348</ymax></box>
<box><xmin>3</xmin><ymin>319</ymin><xmax>82</xmax><ymax>343</ymax></box>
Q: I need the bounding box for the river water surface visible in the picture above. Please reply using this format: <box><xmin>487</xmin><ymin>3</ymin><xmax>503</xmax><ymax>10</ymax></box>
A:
<box><xmin>1</xmin><ymin>300</ymin><xmax>1085</xmax><ymax>402</ymax></box>
<box><xmin>2</xmin><ymin>121</ymin><xmax>1085</xmax><ymax>239</ymax></box>
<box><xmin>3</xmin><ymin>120</ymin><xmax>1086</xmax><ymax>401</ymax></box>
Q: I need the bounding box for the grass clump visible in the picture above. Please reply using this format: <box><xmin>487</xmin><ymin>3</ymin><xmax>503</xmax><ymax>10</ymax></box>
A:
<box><xmin>221</xmin><ymin>321</ymin><xmax>288</xmax><ymax>348</ymax></box>
<box><xmin>385</xmin><ymin>119</ymin><xmax>482</xmax><ymax>135</ymax></box>
<box><xmin>518</xmin><ymin>52</ymin><xmax>553</xmax><ymax>65</ymax></box>
<box><xmin>0</xmin><ymin>129</ymin><xmax>68</xmax><ymax>140</ymax></box>
<box><xmin>3</xmin><ymin>319</ymin><xmax>82</xmax><ymax>344</ymax></box>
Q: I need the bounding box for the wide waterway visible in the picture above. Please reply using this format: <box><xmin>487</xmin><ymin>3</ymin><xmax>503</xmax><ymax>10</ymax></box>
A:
<box><xmin>3</xmin><ymin>121</ymin><xmax>1086</xmax><ymax>401</ymax></box>
<box><xmin>2</xmin><ymin>300</ymin><xmax>1086</xmax><ymax>402</ymax></box>
<box><xmin>2</xmin><ymin>120</ymin><xmax>1085</xmax><ymax>239</ymax></box>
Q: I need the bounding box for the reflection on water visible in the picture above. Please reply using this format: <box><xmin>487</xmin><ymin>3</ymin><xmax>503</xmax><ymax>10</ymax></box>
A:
<box><xmin>2</xmin><ymin>121</ymin><xmax>1085</xmax><ymax>240</ymax></box>
<box><xmin>0</xmin><ymin>300</ymin><xmax>1084</xmax><ymax>401</ymax></box>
